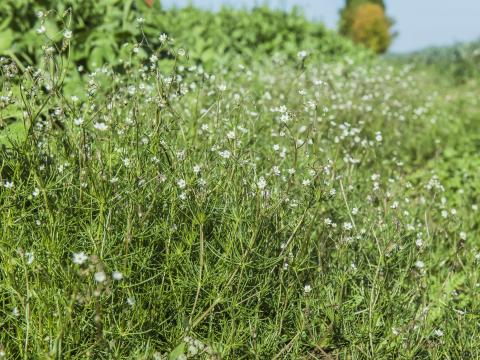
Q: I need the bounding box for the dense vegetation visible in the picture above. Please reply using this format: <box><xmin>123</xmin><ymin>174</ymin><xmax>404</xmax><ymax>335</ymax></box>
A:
<box><xmin>404</xmin><ymin>40</ymin><xmax>480</xmax><ymax>85</ymax></box>
<box><xmin>1</xmin><ymin>2</ymin><xmax>480</xmax><ymax>359</ymax></box>
<box><xmin>0</xmin><ymin>0</ymin><xmax>362</xmax><ymax>70</ymax></box>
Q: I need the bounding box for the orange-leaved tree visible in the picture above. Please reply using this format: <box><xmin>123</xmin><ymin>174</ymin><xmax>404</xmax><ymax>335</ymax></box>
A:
<box><xmin>340</xmin><ymin>1</ymin><xmax>392</xmax><ymax>54</ymax></box>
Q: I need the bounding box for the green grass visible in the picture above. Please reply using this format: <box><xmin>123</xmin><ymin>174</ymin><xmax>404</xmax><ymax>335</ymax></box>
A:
<box><xmin>1</xmin><ymin>13</ymin><xmax>480</xmax><ymax>360</ymax></box>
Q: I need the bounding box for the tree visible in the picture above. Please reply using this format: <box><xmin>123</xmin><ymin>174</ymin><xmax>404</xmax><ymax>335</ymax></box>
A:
<box><xmin>340</xmin><ymin>0</ymin><xmax>392</xmax><ymax>54</ymax></box>
<box><xmin>344</xmin><ymin>0</ymin><xmax>385</xmax><ymax>9</ymax></box>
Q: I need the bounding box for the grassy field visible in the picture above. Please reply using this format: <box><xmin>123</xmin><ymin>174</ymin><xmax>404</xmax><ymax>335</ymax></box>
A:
<box><xmin>1</xmin><ymin>4</ymin><xmax>480</xmax><ymax>359</ymax></box>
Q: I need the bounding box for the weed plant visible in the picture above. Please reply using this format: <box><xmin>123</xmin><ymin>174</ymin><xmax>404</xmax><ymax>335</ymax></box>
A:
<box><xmin>0</xmin><ymin>11</ymin><xmax>479</xmax><ymax>360</ymax></box>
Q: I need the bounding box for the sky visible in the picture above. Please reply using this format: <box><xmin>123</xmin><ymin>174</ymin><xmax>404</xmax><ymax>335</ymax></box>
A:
<box><xmin>161</xmin><ymin>0</ymin><xmax>480</xmax><ymax>53</ymax></box>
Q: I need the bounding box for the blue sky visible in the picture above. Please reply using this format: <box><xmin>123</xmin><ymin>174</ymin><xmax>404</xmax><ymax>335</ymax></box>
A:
<box><xmin>161</xmin><ymin>0</ymin><xmax>480</xmax><ymax>52</ymax></box>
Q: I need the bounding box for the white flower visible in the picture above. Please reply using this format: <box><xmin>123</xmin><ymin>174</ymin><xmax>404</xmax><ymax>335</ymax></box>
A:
<box><xmin>177</xmin><ymin>179</ymin><xmax>186</xmax><ymax>189</ymax></box>
<box><xmin>94</xmin><ymin>271</ymin><xmax>106</xmax><ymax>283</ymax></box>
<box><xmin>351</xmin><ymin>207</ymin><xmax>359</xmax><ymax>215</ymax></box>
<box><xmin>176</xmin><ymin>150</ymin><xmax>185</xmax><ymax>160</ymax></box>
<box><xmin>74</xmin><ymin>117</ymin><xmax>84</xmax><ymax>126</ymax></box>
<box><xmin>127</xmin><ymin>85</ymin><xmax>136</xmax><ymax>95</ymax></box>
<box><xmin>32</xmin><ymin>188</ymin><xmax>40</xmax><ymax>197</ymax></box>
<box><xmin>37</xmin><ymin>25</ymin><xmax>46</xmax><ymax>34</ymax></box>
<box><xmin>343</xmin><ymin>222</ymin><xmax>353</xmax><ymax>231</ymax></box>
<box><xmin>112</xmin><ymin>271</ymin><xmax>123</xmax><ymax>281</ymax></box>
<box><xmin>25</xmin><ymin>252</ymin><xmax>34</xmax><ymax>265</ymax></box>
<box><xmin>188</xmin><ymin>345</ymin><xmax>199</xmax><ymax>356</ymax></box>
<box><xmin>177</xmin><ymin>48</ymin><xmax>186</xmax><ymax>57</ymax></box>
<box><xmin>297</xmin><ymin>50</ymin><xmax>308</xmax><ymax>59</ymax></box>
<box><xmin>219</xmin><ymin>150</ymin><xmax>231</xmax><ymax>159</ymax></box>
<box><xmin>63</xmin><ymin>29</ymin><xmax>72</xmax><ymax>39</ymax></box>
<box><xmin>226</xmin><ymin>131</ymin><xmax>235</xmax><ymax>140</ymax></box>
<box><xmin>127</xmin><ymin>297</ymin><xmax>136</xmax><ymax>306</ymax></box>
<box><xmin>12</xmin><ymin>307</ymin><xmax>20</xmax><ymax>317</ymax></box>
<box><xmin>159</xmin><ymin>33</ymin><xmax>168</xmax><ymax>43</ymax></box>
<box><xmin>193</xmin><ymin>165</ymin><xmax>201</xmax><ymax>174</ymax></box>
<box><xmin>257</xmin><ymin>177</ymin><xmax>267</xmax><ymax>190</ymax></box>
<box><xmin>302</xmin><ymin>179</ymin><xmax>311</xmax><ymax>187</ymax></box>
<box><xmin>4</xmin><ymin>181</ymin><xmax>14</xmax><ymax>189</ymax></box>
<box><xmin>415</xmin><ymin>260</ymin><xmax>425</xmax><ymax>269</ymax></box>
<box><xmin>72</xmin><ymin>252</ymin><xmax>88</xmax><ymax>265</ymax></box>
<box><xmin>460</xmin><ymin>232</ymin><xmax>467</xmax><ymax>241</ymax></box>
<box><xmin>93</xmin><ymin>122</ymin><xmax>108</xmax><ymax>131</ymax></box>
<box><xmin>136</xmin><ymin>17</ymin><xmax>145</xmax><ymax>24</ymax></box>
<box><xmin>433</xmin><ymin>329</ymin><xmax>444</xmax><ymax>337</ymax></box>
<box><xmin>375</xmin><ymin>132</ymin><xmax>383</xmax><ymax>142</ymax></box>
<box><xmin>304</xmin><ymin>284</ymin><xmax>312</xmax><ymax>293</ymax></box>
<box><xmin>280</xmin><ymin>112</ymin><xmax>290</xmax><ymax>123</ymax></box>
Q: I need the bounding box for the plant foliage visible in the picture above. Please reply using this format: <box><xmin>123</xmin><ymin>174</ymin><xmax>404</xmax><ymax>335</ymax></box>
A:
<box><xmin>0</xmin><ymin>0</ymin><xmax>364</xmax><ymax>71</ymax></box>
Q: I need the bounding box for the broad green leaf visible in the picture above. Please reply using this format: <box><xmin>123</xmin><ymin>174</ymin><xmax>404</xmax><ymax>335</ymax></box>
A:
<box><xmin>168</xmin><ymin>342</ymin><xmax>186</xmax><ymax>360</ymax></box>
<box><xmin>0</xmin><ymin>120</ymin><xmax>26</xmax><ymax>145</ymax></box>
<box><xmin>0</xmin><ymin>29</ymin><xmax>14</xmax><ymax>53</ymax></box>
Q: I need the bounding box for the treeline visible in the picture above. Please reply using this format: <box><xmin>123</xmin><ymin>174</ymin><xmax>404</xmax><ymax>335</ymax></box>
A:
<box><xmin>406</xmin><ymin>40</ymin><xmax>480</xmax><ymax>84</ymax></box>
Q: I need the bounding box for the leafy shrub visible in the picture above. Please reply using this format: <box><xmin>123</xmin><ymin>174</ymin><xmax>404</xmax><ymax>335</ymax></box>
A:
<box><xmin>0</xmin><ymin>0</ymin><xmax>365</xmax><ymax>71</ymax></box>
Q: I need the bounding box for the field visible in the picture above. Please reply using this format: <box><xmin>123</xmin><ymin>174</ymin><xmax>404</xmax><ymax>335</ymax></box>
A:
<box><xmin>1</xmin><ymin>2</ymin><xmax>480</xmax><ymax>358</ymax></box>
